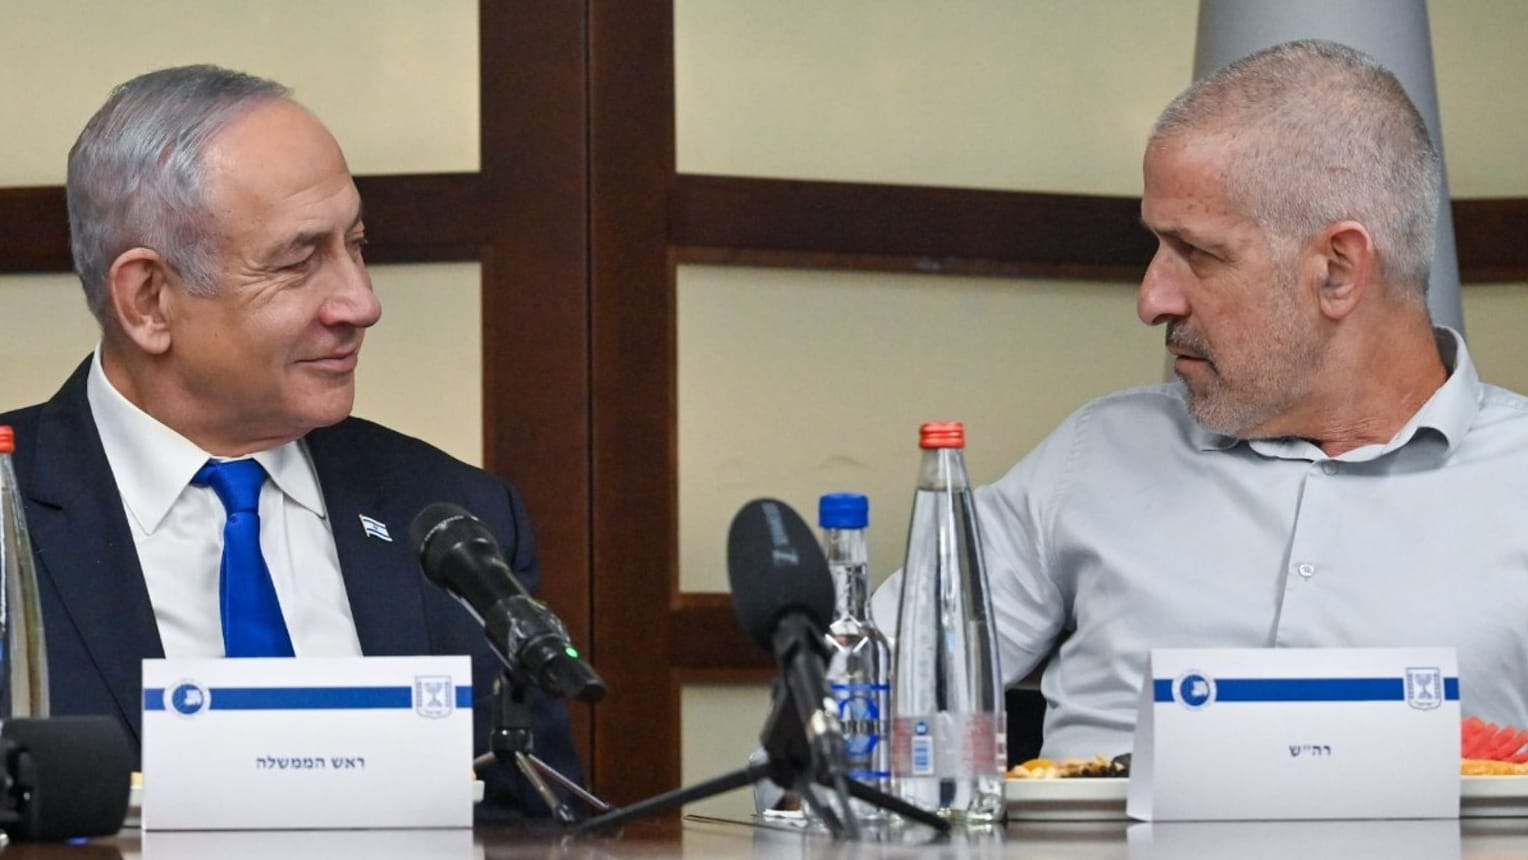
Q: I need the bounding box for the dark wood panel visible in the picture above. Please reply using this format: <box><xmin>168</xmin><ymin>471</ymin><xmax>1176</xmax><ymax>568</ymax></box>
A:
<box><xmin>1453</xmin><ymin>198</ymin><xmax>1528</xmax><ymax>283</ymax></box>
<box><xmin>11</xmin><ymin>177</ymin><xmax>1528</xmax><ymax>285</ymax></box>
<box><xmin>671</xmin><ymin>179</ymin><xmax>1528</xmax><ymax>286</ymax></box>
<box><xmin>476</xmin><ymin>0</ymin><xmax>595</xmax><ymax>779</ymax></box>
<box><xmin>0</xmin><ymin>187</ymin><xmax>69</xmax><ymax>273</ymax></box>
<box><xmin>668</xmin><ymin>593</ymin><xmax>772</xmax><ymax>671</ymax></box>
<box><xmin>674</xmin><ymin>245</ymin><xmax>1147</xmax><ymax>282</ymax></box>
<box><xmin>671</xmin><ymin>174</ymin><xmax>1155</xmax><ymax>281</ymax></box>
<box><xmin>677</xmin><ymin>666</ymin><xmax>778</xmax><ymax>685</ymax></box>
<box><xmin>0</xmin><ymin>174</ymin><xmax>486</xmax><ymax>275</ymax></box>
<box><xmin>352</xmin><ymin>173</ymin><xmax>485</xmax><ymax>263</ymax></box>
<box><xmin>589</xmin><ymin>0</ymin><xmax>681</xmax><ymax>807</ymax></box>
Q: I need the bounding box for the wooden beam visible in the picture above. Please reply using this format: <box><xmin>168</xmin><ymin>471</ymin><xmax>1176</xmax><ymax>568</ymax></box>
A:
<box><xmin>0</xmin><ymin>187</ymin><xmax>69</xmax><ymax>273</ymax></box>
<box><xmin>589</xmin><ymin>0</ymin><xmax>682</xmax><ymax>807</ymax></box>
<box><xmin>1453</xmin><ymin>198</ymin><xmax>1528</xmax><ymax>284</ymax></box>
<box><xmin>0</xmin><ymin>174</ymin><xmax>486</xmax><ymax>275</ymax></box>
<box><xmin>477</xmin><ymin>0</ymin><xmax>596</xmax><ymax>784</ymax></box>
<box><xmin>670</xmin><ymin>174</ymin><xmax>1154</xmax><ymax>282</ymax></box>
<box><xmin>668</xmin><ymin>593</ymin><xmax>773</xmax><ymax>671</ymax></box>
<box><xmin>10</xmin><ymin>175</ymin><xmax>1528</xmax><ymax>284</ymax></box>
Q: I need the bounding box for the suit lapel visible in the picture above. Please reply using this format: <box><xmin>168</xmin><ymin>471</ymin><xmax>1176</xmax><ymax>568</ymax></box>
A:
<box><xmin>305</xmin><ymin>424</ymin><xmax>431</xmax><ymax>656</ymax></box>
<box><xmin>23</xmin><ymin>361</ymin><xmax>163</xmax><ymax>742</ymax></box>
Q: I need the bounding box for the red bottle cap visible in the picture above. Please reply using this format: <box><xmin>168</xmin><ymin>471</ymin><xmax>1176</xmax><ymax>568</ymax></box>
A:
<box><xmin>0</xmin><ymin>426</ymin><xmax>12</xmax><ymax>454</ymax></box>
<box><xmin>918</xmin><ymin>421</ymin><xmax>965</xmax><ymax>449</ymax></box>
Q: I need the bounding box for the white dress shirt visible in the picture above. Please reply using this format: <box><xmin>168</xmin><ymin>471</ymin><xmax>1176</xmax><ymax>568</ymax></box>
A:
<box><xmin>86</xmin><ymin>348</ymin><xmax>362</xmax><ymax>658</ymax></box>
<box><xmin>875</xmin><ymin>328</ymin><xmax>1528</xmax><ymax>759</ymax></box>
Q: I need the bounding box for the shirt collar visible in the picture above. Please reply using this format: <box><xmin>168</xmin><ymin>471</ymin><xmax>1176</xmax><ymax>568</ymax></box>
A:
<box><xmin>1189</xmin><ymin>326</ymin><xmax>1479</xmax><ymax>462</ymax></box>
<box><xmin>86</xmin><ymin>347</ymin><xmax>328</xmax><ymax>533</ymax></box>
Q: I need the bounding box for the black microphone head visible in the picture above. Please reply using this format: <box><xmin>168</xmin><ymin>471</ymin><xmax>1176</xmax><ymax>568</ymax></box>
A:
<box><xmin>410</xmin><ymin>502</ymin><xmax>501</xmax><ymax>586</ymax></box>
<box><xmin>726</xmin><ymin>498</ymin><xmax>835</xmax><ymax>651</ymax></box>
<box><xmin>2</xmin><ymin>716</ymin><xmax>133</xmax><ymax>841</ymax></box>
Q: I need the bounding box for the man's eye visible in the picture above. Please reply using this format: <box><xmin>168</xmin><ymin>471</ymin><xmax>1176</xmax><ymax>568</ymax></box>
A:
<box><xmin>1176</xmin><ymin>239</ymin><xmax>1213</xmax><ymax>264</ymax></box>
<box><xmin>282</xmin><ymin>253</ymin><xmax>318</xmax><ymax>272</ymax></box>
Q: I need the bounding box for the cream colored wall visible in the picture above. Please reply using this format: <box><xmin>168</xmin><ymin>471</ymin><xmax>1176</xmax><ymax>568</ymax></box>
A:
<box><xmin>6</xmin><ymin>0</ymin><xmax>1528</xmax><ymax>823</ymax></box>
<box><xmin>677</xmin><ymin>267</ymin><xmax>1161</xmax><ymax>593</ymax></box>
<box><xmin>0</xmin><ymin>0</ymin><xmax>482</xmax><ymax>465</ymax></box>
<box><xmin>676</xmin><ymin>0</ymin><xmax>1197</xmax><ymax>194</ymax></box>
<box><xmin>0</xmin><ymin>0</ymin><xmax>478</xmax><ymax>185</ymax></box>
<box><xmin>1431</xmin><ymin>0</ymin><xmax>1528</xmax><ymax>197</ymax></box>
<box><xmin>674</xmin><ymin>1</ymin><xmax>1528</xmax><ymax>819</ymax></box>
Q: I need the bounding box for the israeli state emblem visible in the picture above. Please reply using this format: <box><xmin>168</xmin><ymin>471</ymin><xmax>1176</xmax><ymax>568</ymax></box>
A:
<box><xmin>414</xmin><ymin>675</ymin><xmax>455</xmax><ymax>719</ymax></box>
<box><xmin>1405</xmin><ymin>667</ymin><xmax>1442</xmax><ymax>711</ymax></box>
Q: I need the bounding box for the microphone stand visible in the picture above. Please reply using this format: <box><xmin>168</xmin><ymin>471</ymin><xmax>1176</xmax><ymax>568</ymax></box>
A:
<box><xmin>574</xmin><ymin>678</ymin><xmax>949</xmax><ymax>838</ymax></box>
<box><xmin>475</xmin><ymin>671</ymin><xmax>612</xmax><ymax>825</ymax></box>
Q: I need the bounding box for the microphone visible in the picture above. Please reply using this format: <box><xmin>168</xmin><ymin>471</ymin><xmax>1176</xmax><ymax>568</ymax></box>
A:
<box><xmin>410</xmin><ymin>502</ymin><xmax>606</xmax><ymax>703</ymax></box>
<box><xmin>0</xmin><ymin>716</ymin><xmax>133</xmax><ymax>841</ymax></box>
<box><xmin>726</xmin><ymin>499</ymin><xmax>847</xmax><ymax>788</ymax></box>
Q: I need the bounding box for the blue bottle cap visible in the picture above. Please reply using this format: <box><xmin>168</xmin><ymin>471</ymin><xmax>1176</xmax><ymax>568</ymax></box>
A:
<box><xmin>818</xmin><ymin>492</ymin><xmax>868</xmax><ymax>529</ymax></box>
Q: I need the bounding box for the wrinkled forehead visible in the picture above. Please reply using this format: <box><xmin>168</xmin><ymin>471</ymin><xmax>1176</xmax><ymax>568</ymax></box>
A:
<box><xmin>203</xmin><ymin>100</ymin><xmax>352</xmax><ymax>190</ymax></box>
<box><xmin>197</xmin><ymin>100</ymin><xmax>360</xmax><ymax>259</ymax></box>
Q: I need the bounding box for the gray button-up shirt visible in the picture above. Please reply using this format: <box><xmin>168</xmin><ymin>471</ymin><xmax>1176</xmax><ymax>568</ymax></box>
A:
<box><xmin>977</xmin><ymin>328</ymin><xmax>1528</xmax><ymax>758</ymax></box>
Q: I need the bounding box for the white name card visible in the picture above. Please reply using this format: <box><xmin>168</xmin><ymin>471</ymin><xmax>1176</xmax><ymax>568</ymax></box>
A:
<box><xmin>1126</xmin><ymin>648</ymin><xmax>1458</xmax><ymax>822</ymax></box>
<box><xmin>142</xmin><ymin>656</ymin><xmax>474</xmax><ymax>830</ymax></box>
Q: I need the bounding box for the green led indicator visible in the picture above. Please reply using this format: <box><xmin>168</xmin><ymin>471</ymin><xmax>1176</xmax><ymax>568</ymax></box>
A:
<box><xmin>564</xmin><ymin>646</ymin><xmax>580</xmax><ymax>658</ymax></box>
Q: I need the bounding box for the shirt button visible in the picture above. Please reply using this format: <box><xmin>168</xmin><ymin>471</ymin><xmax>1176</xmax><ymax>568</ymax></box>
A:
<box><xmin>1296</xmin><ymin>562</ymin><xmax>1316</xmax><ymax>579</ymax></box>
<box><xmin>1321</xmin><ymin>462</ymin><xmax>1338</xmax><ymax>475</ymax></box>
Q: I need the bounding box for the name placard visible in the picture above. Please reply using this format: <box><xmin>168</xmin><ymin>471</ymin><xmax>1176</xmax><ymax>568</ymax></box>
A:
<box><xmin>1126</xmin><ymin>648</ymin><xmax>1458</xmax><ymax>822</ymax></box>
<box><xmin>142</xmin><ymin>656</ymin><xmax>473</xmax><ymax>830</ymax></box>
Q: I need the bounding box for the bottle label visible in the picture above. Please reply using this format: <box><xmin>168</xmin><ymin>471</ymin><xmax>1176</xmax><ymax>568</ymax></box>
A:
<box><xmin>832</xmin><ymin>682</ymin><xmax>890</xmax><ymax>779</ymax></box>
<box><xmin>891</xmin><ymin>713</ymin><xmax>1000</xmax><ymax>779</ymax></box>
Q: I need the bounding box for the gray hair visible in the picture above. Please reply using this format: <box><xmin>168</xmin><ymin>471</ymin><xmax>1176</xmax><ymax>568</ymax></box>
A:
<box><xmin>67</xmin><ymin>65</ymin><xmax>291</xmax><ymax>324</ymax></box>
<box><xmin>1151</xmin><ymin>39</ymin><xmax>1440</xmax><ymax>301</ymax></box>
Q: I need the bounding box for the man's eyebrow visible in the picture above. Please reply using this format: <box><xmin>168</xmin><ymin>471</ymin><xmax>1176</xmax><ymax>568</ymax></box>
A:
<box><xmin>269</xmin><ymin>207</ymin><xmax>366</xmax><ymax>259</ymax></box>
<box><xmin>1142</xmin><ymin>220</ymin><xmax>1218</xmax><ymax>251</ymax></box>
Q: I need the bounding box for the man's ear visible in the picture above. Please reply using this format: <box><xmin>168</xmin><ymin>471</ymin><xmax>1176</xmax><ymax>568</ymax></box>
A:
<box><xmin>1310</xmin><ymin>220</ymin><xmax>1375</xmax><ymax>321</ymax></box>
<box><xmin>106</xmin><ymin>248</ymin><xmax>176</xmax><ymax>355</ymax></box>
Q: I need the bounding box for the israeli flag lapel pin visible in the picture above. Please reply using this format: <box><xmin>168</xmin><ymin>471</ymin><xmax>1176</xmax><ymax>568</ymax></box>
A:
<box><xmin>359</xmin><ymin>514</ymin><xmax>393</xmax><ymax>542</ymax></box>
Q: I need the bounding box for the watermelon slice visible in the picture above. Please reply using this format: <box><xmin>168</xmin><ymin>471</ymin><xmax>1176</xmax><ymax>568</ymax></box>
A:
<box><xmin>1462</xmin><ymin>716</ymin><xmax>1528</xmax><ymax>763</ymax></box>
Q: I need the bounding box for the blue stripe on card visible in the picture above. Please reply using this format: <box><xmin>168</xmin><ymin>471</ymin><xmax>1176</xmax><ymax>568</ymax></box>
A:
<box><xmin>1152</xmin><ymin>677</ymin><xmax>1460</xmax><ymax>703</ymax></box>
<box><xmin>144</xmin><ymin>685</ymin><xmax>474</xmax><ymax>711</ymax></box>
<box><xmin>213</xmin><ymin>686</ymin><xmax>410</xmax><ymax>709</ymax></box>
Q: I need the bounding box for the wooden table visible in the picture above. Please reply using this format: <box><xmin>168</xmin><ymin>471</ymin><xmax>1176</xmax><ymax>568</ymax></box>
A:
<box><xmin>3</xmin><ymin>815</ymin><xmax>1527</xmax><ymax>858</ymax></box>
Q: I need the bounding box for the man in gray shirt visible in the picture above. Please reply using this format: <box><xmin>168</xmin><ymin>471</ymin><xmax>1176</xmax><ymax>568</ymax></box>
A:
<box><xmin>948</xmin><ymin>40</ymin><xmax>1528</xmax><ymax>760</ymax></box>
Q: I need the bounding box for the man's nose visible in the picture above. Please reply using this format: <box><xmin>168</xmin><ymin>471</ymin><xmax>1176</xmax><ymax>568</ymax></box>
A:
<box><xmin>1138</xmin><ymin>247</ymin><xmax>1188</xmax><ymax>326</ymax></box>
<box><xmin>322</xmin><ymin>254</ymin><xmax>382</xmax><ymax>329</ymax></box>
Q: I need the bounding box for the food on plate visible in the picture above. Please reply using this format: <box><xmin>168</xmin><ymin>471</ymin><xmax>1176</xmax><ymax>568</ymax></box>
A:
<box><xmin>1003</xmin><ymin>718</ymin><xmax>1528</xmax><ymax>779</ymax></box>
<box><xmin>1462</xmin><ymin>758</ymin><xmax>1528</xmax><ymax>776</ymax></box>
<box><xmin>1007</xmin><ymin>754</ymin><xmax>1130</xmax><ymax>779</ymax></box>
<box><xmin>1462</xmin><ymin>716</ymin><xmax>1528</xmax><ymax>764</ymax></box>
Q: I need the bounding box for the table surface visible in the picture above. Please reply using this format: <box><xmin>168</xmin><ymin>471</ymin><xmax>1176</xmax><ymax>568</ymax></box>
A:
<box><xmin>4</xmin><ymin>815</ymin><xmax>1528</xmax><ymax>859</ymax></box>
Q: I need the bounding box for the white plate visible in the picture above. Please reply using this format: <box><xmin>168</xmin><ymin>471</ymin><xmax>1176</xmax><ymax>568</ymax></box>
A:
<box><xmin>1005</xmin><ymin>776</ymin><xmax>1528</xmax><ymax>821</ymax></box>
<box><xmin>1462</xmin><ymin>775</ymin><xmax>1528</xmax><ymax>818</ymax></box>
<box><xmin>1006</xmin><ymin>777</ymin><xmax>1127</xmax><ymax>821</ymax></box>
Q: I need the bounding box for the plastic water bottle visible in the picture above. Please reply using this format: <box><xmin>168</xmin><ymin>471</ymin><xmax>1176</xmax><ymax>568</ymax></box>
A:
<box><xmin>819</xmin><ymin>493</ymin><xmax>892</xmax><ymax>817</ymax></box>
<box><xmin>0</xmin><ymin>426</ymin><xmax>49</xmax><ymax>718</ymax></box>
<box><xmin>890</xmin><ymin>421</ymin><xmax>1004</xmax><ymax>822</ymax></box>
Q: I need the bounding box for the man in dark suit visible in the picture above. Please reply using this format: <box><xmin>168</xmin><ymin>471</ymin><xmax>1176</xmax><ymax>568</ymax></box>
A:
<box><xmin>0</xmin><ymin>64</ymin><xmax>581</xmax><ymax>820</ymax></box>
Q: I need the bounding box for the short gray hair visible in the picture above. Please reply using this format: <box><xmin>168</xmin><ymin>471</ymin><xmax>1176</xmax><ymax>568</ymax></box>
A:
<box><xmin>67</xmin><ymin>65</ymin><xmax>291</xmax><ymax>323</ymax></box>
<box><xmin>1151</xmin><ymin>39</ymin><xmax>1440</xmax><ymax>301</ymax></box>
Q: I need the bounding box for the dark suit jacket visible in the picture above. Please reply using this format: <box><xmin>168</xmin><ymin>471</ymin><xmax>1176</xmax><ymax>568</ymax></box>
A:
<box><xmin>0</xmin><ymin>358</ymin><xmax>582</xmax><ymax>820</ymax></box>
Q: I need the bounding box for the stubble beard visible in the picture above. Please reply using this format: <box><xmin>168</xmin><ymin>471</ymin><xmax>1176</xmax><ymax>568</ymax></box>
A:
<box><xmin>1174</xmin><ymin>281</ymin><xmax>1324</xmax><ymax>439</ymax></box>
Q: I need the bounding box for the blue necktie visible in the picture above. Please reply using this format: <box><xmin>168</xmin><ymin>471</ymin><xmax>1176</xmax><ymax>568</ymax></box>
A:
<box><xmin>194</xmin><ymin>459</ymin><xmax>295</xmax><ymax>658</ymax></box>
